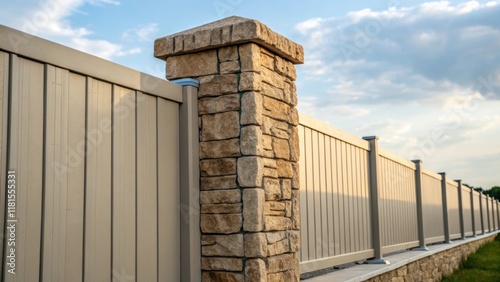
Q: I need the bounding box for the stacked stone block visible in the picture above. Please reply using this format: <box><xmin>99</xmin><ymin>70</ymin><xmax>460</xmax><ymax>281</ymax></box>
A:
<box><xmin>155</xmin><ymin>16</ymin><xmax>304</xmax><ymax>281</ymax></box>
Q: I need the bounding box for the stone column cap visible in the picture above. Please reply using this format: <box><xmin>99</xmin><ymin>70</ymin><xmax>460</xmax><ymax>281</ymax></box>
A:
<box><xmin>154</xmin><ymin>16</ymin><xmax>304</xmax><ymax>64</ymax></box>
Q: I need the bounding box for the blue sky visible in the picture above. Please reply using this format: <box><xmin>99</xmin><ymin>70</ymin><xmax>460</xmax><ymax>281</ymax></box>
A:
<box><xmin>1</xmin><ymin>0</ymin><xmax>499</xmax><ymax>189</ymax></box>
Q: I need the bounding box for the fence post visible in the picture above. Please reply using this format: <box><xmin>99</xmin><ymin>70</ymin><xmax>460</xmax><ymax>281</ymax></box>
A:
<box><xmin>155</xmin><ymin>17</ymin><xmax>304</xmax><ymax>281</ymax></box>
<box><xmin>174</xmin><ymin>79</ymin><xmax>202</xmax><ymax>282</ymax></box>
<box><xmin>486</xmin><ymin>195</ymin><xmax>491</xmax><ymax>232</ymax></box>
<box><xmin>470</xmin><ymin>187</ymin><xmax>476</xmax><ymax>237</ymax></box>
<box><xmin>363</xmin><ymin>136</ymin><xmax>389</xmax><ymax>264</ymax></box>
<box><xmin>455</xmin><ymin>180</ymin><xmax>465</xmax><ymax>240</ymax></box>
<box><xmin>479</xmin><ymin>192</ymin><xmax>485</xmax><ymax>234</ymax></box>
<box><xmin>497</xmin><ymin>200</ymin><xmax>500</xmax><ymax>230</ymax></box>
<box><xmin>411</xmin><ymin>160</ymin><xmax>428</xmax><ymax>251</ymax></box>
<box><xmin>438</xmin><ymin>173</ymin><xmax>451</xmax><ymax>243</ymax></box>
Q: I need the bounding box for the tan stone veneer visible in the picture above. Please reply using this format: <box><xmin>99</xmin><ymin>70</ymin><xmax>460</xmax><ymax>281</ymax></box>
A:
<box><xmin>155</xmin><ymin>16</ymin><xmax>304</xmax><ymax>281</ymax></box>
<box><xmin>366</xmin><ymin>234</ymin><xmax>497</xmax><ymax>282</ymax></box>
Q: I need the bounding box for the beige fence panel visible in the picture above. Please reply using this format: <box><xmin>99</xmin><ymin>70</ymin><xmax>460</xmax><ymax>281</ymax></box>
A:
<box><xmin>421</xmin><ymin>169</ymin><xmax>445</xmax><ymax>244</ymax></box>
<box><xmin>461</xmin><ymin>186</ymin><xmax>473</xmax><ymax>237</ymax></box>
<box><xmin>5</xmin><ymin>55</ymin><xmax>45</xmax><ymax>282</ymax></box>
<box><xmin>299</xmin><ymin>114</ymin><xmax>373</xmax><ymax>273</ymax></box>
<box><xmin>446</xmin><ymin>180</ymin><xmax>461</xmax><ymax>239</ymax></box>
<box><xmin>378</xmin><ymin>148</ymin><xmax>419</xmax><ymax>254</ymax></box>
<box><xmin>0</xmin><ymin>25</ymin><xmax>198</xmax><ymax>282</ymax></box>
<box><xmin>481</xmin><ymin>194</ymin><xmax>490</xmax><ymax>232</ymax></box>
<box><xmin>473</xmin><ymin>190</ymin><xmax>483</xmax><ymax>234</ymax></box>
<box><xmin>0</xmin><ymin>51</ymin><xmax>7</xmax><ymax>277</ymax></box>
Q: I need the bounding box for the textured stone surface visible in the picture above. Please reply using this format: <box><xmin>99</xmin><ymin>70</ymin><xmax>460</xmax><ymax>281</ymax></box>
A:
<box><xmin>239</xmin><ymin>72</ymin><xmax>262</xmax><ymax>92</ymax></box>
<box><xmin>245</xmin><ymin>233</ymin><xmax>268</xmax><ymax>258</ymax></box>
<box><xmin>200</xmin><ymin>158</ymin><xmax>236</xmax><ymax>176</ymax></box>
<box><xmin>276</xmin><ymin>160</ymin><xmax>293</xmax><ymax>178</ymax></box>
<box><xmin>264</xmin><ymin>178</ymin><xmax>281</xmax><ymax>201</ymax></box>
<box><xmin>201</xmin><ymin>111</ymin><xmax>240</xmax><ymax>141</ymax></box>
<box><xmin>199</xmin><ymin>94</ymin><xmax>240</xmax><ymax>115</ymax></box>
<box><xmin>200</xmin><ymin>190</ymin><xmax>240</xmax><ymax>204</ymax></box>
<box><xmin>291</xmin><ymin>163</ymin><xmax>300</xmax><ymax>189</ymax></box>
<box><xmin>202</xmin><ymin>234</ymin><xmax>244</xmax><ymax>257</ymax></box>
<box><xmin>201</xmin><ymin>203</ymin><xmax>242</xmax><ymax>214</ymax></box>
<box><xmin>265</xmin><ymin>217</ymin><xmax>292</xmax><ymax>231</ymax></box>
<box><xmin>240</xmin><ymin>43</ymin><xmax>261</xmax><ymax>72</ymax></box>
<box><xmin>241</xmin><ymin>92</ymin><xmax>263</xmax><ymax>125</ymax></box>
<box><xmin>156</xmin><ymin>16</ymin><xmax>302</xmax><ymax>282</ymax></box>
<box><xmin>243</xmin><ymin>189</ymin><xmax>265</xmax><ymax>231</ymax></box>
<box><xmin>238</xmin><ymin>157</ymin><xmax>264</xmax><ymax>187</ymax></box>
<box><xmin>267</xmin><ymin>254</ymin><xmax>295</xmax><ymax>273</ymax></box>
<box><xmin>199</xmin><ymin>74</ymin><xmax>238</xmax><ymax>97</ymax></box>
<box><xmin>155</xmin><ymin>16</ymin><xmax>304</xmax><ymax>64</ymax></box>
<box><xmin>201</xmin><ymin>175</ymin><xmax>238</xmax><ymax>190</ymax></box>
<box><xmin>281</xmin><ymin>179</ymin><xmax>292</xmax><ymax>200</ymax></box>
<box><xmin>272</xmin><ymin>137</ymin><xmax>290</xmax><ymax>160</ymax></box>
<box><xmin>220</xmin><ymin>61</ymin><xmax>241</xmax><ymax>74</ymax></box>
<box><xmin>165</xmin><ymin>51</ymin><xmax>218</xmax><ymax>79</ymax></box>
<box><xmin>201</xmin><ymin>214</ymin><xmax>242</xmax><ymax>234</ymax></box>
<box><xmin>364</xmin><ymin>235</ymin><xmax>497</xmax><ymax>282</ymax></box>
<box><xmin>246</xmin><ymin>259</ymin><xmax>267</xmax><ymax>282</ymax></box>
<box><xmin>219</xmin><ymin>46</ymin><xmax>239</xmax><ymax>61</ymax></box>
<box><xmin>265</xmin><ymin>202</ymin><xmax>286</xmax><ymax>216</ymax></box>
<box><xmin>267</xmin><ymin>238</ymin><xmax>290</xmax><ymax>256</ymax></box>
<box><xmin>202</xmin><ymin>272</ymin><xmax>244</xmax><ymax>282</ymax></box>
<box><xmin>241</xmin><ymin>126</ymin><xmax>263</xmax><ymax>156</ymax></box>
<box><xmin>201</xmin><ymin>257</ymin><xmax>243</xmax><ymax>271</ymax></box>
<box><xmin>200</xmin><ymin>139</ymin><xmax>240</xmax><ymax>159</ymax></box>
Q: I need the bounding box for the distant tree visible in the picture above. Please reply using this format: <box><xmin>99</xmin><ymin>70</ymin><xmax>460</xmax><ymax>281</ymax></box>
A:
<box><xmin>486</xmin><ymin>186</ymin><xmax>500</xmax><ymax>201</ymax></box>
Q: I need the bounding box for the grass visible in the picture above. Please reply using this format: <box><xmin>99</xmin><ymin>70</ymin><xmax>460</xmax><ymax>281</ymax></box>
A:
<box><xmin>442</xmin><ymin>234</ymin><xmax>500</xmax><ymax>282</ymax></box>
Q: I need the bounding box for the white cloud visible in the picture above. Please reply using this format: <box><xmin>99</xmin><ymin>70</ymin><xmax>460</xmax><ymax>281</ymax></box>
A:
<box><xmin>294</xmin><ymin>1</ymin><xmax>500</xmax><ymax>188</ymax></box>
<box><xmin>72</xmin><ymin>38</ymin><xmax>141</xmax><ymax>59</ymax></box>
<box><xmin>122</xmin><ymin>23</ymin><xmax>159</xmax><ymax>42</ymax></box>
<box><xmin>3</xmin><ymin>0</ymin><xmax>142</xmax><ymax>60</ymax></box>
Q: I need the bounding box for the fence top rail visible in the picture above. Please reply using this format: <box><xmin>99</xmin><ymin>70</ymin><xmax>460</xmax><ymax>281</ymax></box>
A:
<box><xmin>299</xmin><ymin>112</ymin><xmax>370</xmax><ymax>150</ymax></box>
<box><xmin>421</xmin><ymin>167</ymin><xmax>441</xmax><ymax>180</ymax></box>
<box><xmin>0</xmin><ymin>24</ymin><xmax>182</xmax><ymax>102</ymax></box>
<box><xmin>378</xmin><ymin>147</ymin><xmax>416</xmax><ymax>170</ymax></box>
<box><xmin>446</xmin><ymin>178</ymin><xmax>458</xmax><ymax>188</ymax></box>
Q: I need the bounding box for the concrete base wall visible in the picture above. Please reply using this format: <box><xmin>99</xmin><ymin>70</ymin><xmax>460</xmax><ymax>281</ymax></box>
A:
<box><xmin>307</xmin><ymin>232</ymin><xmax>499</xmax><ymax>282</ymax></box>
<box><xmin>367</xmin><ymin>234</ymin><xmax>497</xmax><ymax>282</ymax></box>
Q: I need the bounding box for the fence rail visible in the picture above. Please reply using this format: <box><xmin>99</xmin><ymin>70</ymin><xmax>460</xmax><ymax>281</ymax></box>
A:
<box><xmin>298</xmin><ymin>113</ymin><xmax>500</xmax><ymax>274</ymax></box>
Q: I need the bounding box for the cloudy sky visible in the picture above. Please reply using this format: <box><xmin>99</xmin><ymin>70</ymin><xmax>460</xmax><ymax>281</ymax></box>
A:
<box><xmin>1</xmin><ymin>0</ymin><xmax>499</xmax><ymax>189</ymax></box>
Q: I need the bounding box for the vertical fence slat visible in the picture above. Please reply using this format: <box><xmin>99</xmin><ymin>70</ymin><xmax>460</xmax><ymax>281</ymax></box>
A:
<box><xmin>5</xmin><ymin>56</ymin><xmax>44</xmax><ymax>282</ymax></box>
<box><xmin>0</xmin><ymin>51</ymin><xmax>8</xmax><ymax>277</ymax></box>
<box><xmin>157</xmin><ymin>98</ymin><xmax>180</xmax><ymax>281</ymax></box>
<box><xmin>298</xmin><ymin>125</ymin><xmax>308</xmax><ymax>261</ymax></box>
<box><xmin>325</xmin><ymin>137</ymin><xmax>334</xmax><ymax>256</ymax></box>
<box><xmin>112</xmin><ymin>86</ymin><xmax>137</xmax><ymax>280</ymax></box>
<box><xmin>43</xmin><ymin>66</ymin><xmax>86</xmax><ymax>281</ymax></box>
<box><xmin>305</xmin><ymin>128</ymin><xmax>315</xmax><ymax>259</ymax></box>
<box><xmin>136</xmin><ymin>93</ymin><xmax>158</xmax><ymax>281</ymax></box>
<box><xmin>84</xmin><ymin>78</ymin><xmax>112</xmax><ymax>282</ymax></box>
<box><xmin>337</xmin><ymin>140</ymin><xmax>347</xmax><ymax>254</ymax></box>
<box><xmin>332</xmin><ymin>139</ymin><xmax>341</xmax><ymax>255</ymax></box>
<box><xmin>318</xmin><ymin>134</ymin><xmax>327</xmax><ymax>257</ymax></box>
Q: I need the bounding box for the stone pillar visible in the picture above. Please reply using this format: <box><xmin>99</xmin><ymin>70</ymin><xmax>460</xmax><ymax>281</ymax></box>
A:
<box><xmin>155</xmin><ymin>16</ymin><xmax>303</xmax><ymax>281</ymax></box>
